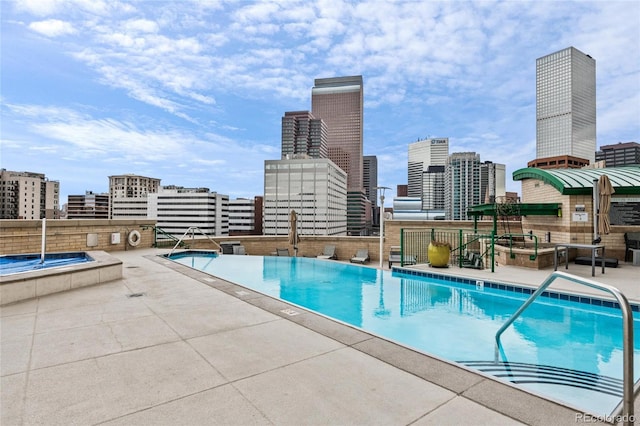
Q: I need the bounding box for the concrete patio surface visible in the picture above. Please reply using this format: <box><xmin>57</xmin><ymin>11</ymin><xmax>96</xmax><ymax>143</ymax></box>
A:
<box><xmin>3</xmin><ymin>248</ymin><xmax>636</xmax><ymax>425</ymax></box>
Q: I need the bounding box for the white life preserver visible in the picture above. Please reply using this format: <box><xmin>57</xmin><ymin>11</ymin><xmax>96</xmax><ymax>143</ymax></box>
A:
<box><xmin>127</xmin><ymin>230</ymin><xmax>141</xmax><ymax>247</ymax></box>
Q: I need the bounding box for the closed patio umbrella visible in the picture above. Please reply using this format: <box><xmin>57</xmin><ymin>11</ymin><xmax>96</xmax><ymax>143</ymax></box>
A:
<box><xmin>288</xmin><ymin>210</ymin><xmax>300</xmax><ymax>254</ymax></box>
<box><xmin>598</xmin><ymin>174</ymin><xmax>615</xmax><ymax>236</ymax></box>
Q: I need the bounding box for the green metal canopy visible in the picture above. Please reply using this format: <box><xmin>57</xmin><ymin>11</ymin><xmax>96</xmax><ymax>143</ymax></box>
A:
<box><xmin>467</xmin><ymin>203</ymin><xmax>561</xmax><ymax>217</ymax></box>
<box><xmin>512</xmin><ymin>166</ymin><xmax>640</xmax><ymax>195</ymax></box>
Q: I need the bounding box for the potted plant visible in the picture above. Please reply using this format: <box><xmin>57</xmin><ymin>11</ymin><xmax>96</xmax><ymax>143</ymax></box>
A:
<box><xmin>428</xmin><ymin>240</ymin><xmax>451</xmax><ymax>268</ymax></box>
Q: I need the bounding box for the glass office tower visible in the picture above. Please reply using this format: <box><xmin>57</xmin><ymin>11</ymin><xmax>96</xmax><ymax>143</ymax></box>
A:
<box><xmin>311</xmin><ymin>76</ymin><xmax>364</xmax><ymax>191</ymax></box>
<box><xmin>312</xmin><ymin>75</ymin><xmax>365</xmax><ymax>234</ymax></box>
<box><xmin>536</xmin><ymin>47</ymin><xmax>596</xmax><ymax>163</ymax></box>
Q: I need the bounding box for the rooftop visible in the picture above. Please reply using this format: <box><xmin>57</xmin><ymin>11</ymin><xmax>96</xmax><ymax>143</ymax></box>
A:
<box><xmin>513</xmin><ymin>166</ymin><xmax>640</xmax><ymax>195</ymax></box>
<box><xmin>3</xmin><ymin>248</ymin><xmax>638</xmax><ymax>425</ymax></box>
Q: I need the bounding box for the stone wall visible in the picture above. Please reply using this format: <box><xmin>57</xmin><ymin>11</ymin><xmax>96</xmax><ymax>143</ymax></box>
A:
<box><xmin>0</xmin><ymin>219</ymin><xmax>156</xmax><ymax>255</ymax></box>
<box><xmin>2</xmin><ymin>217</ymin><xmax>637</xmax><ymax>265</ymax></box>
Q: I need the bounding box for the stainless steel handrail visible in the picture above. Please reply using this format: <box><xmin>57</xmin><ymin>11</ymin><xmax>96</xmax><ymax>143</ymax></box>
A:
<box><xmin>168</xmin><ymin>227</ymin><xmax>223</xmax><ymax>257</ymax></box>
<box><xmin>494</xmin><ymin>271</ymin><xmax>634</xmax><ymax>425</ymax></box>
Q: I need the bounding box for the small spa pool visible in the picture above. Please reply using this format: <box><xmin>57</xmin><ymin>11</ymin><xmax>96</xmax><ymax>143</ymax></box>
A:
<box><xmin>0</xmin><ymin>252</ymin><xmax>94</xmax><ymax>275</ymax></box>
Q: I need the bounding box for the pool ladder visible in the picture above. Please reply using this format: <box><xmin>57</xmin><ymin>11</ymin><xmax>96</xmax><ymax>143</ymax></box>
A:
<box><xmin>495</xmin><ymin>271</ymin><xmax>635</xmax><ymax>425</ymax></box>
<box><xmin>168</xmin><ymin>227</ymin><xmax>223</xmax><ymax>257</ymax></box>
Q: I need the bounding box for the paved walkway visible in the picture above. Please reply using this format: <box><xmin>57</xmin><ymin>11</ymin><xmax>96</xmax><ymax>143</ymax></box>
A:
<box><xmin>3</xmin><ymin>248</ymin><xmax>635</xmax><ymax>425</ymax></box>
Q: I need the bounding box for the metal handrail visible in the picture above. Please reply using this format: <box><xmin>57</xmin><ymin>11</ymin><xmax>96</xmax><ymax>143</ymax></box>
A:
<box><xmin>168</xmin><ymin>227</ymin><xmax>223</xmax><ymax>257</ymax></box>
<box><xmin>494</xmin><ymin>233</ymin><xmax>538</xmax><ymax>261</ymax></box>
<box><xmin>495</xmin><ymin>271</ymin><xmax>634</xmax><ymax>424</ymax></box>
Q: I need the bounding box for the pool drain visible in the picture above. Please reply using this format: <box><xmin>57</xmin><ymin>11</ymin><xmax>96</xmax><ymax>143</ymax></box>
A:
<box><xmin>126</xmin><ymin>292</ymin><xmax>145</xmax><ymax>298</ymax></box>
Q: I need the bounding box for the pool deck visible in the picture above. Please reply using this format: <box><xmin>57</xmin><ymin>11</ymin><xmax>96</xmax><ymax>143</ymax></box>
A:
<box><xmin>2</xmin><ymin>248</ymin><xmax>637</xmax><ymax>425</ymax></box>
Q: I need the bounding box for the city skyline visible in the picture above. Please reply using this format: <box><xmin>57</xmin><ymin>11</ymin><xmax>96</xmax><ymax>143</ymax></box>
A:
<box><xmin>2</xmin><ymin>1</ymin><xmax>639</xmax><ymax>203</ymax></box>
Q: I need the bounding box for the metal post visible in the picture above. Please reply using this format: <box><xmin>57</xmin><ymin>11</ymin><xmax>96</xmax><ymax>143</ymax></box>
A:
<box><xmin>379</xmin><ymin>193</ymin><xmax>385</xmax><ymax>269</ymax></box>
<box><xmin>40</xmin><ymin>218</ymin><xmax>46</xmax><ymax>264</ymax></box>
<box><xmin>375</xmin><ymin>186</ymin><xmax>391</xmax><ymax>269</ymax></box>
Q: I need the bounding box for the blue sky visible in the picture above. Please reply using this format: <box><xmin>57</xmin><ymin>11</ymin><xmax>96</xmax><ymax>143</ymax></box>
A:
<box><xmin>1</xmin><ymin>0</ymin><xmax>639</xmax><ymax>204</ymax></box>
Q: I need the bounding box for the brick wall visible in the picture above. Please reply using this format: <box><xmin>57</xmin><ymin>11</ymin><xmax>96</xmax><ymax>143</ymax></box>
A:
<box><xmin>521</xmin><ymin>179</ymin><xmax>640</xmax><ymax>260</ymax></box>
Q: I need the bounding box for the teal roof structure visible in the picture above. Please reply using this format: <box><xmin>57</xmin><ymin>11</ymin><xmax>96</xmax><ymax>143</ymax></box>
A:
<box><xmin>512</xmin><ymin>166</ymin><xmax>640</xmax><ymax>195</ymax></box>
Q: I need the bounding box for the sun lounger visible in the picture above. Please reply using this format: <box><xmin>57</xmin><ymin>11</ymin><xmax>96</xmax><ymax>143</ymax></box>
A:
<box><xmin>350</xmin><ymin>249</ymin><xmax>370</xmax><ymax>264</ymax></box>
<box><xmin>317</xmin><ymin>245</ymin><xmax>337</xmax><ymax>260</ymax></box>
<box><xmin>276</xmin><ymin>248</ymin><xmax>290</xmax><ymax>256</ymax></box>
<box><xmin>388</xmin><ymin>246</ymin><xmax>416</xmax><ymax>268</ymax></box>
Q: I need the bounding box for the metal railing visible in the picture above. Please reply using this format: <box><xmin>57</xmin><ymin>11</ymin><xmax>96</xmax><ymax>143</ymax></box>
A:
<box><xmin>401</xmin><ymin>228</ymin><xmax>497</xmax><ymax>271</ymax></box>
<box><xmin>495</xmin><ymin>271</ymin><xmax>634</xmax><ymax>424</ymax></box>
<box><xmin>494</xmin><ymin>233</ymin><xmax>538</xmax><ymax>261</ymax></box>
<box><xmin>152</xmin><ymin>226</ymin><xmax>187</xmax><ymax>248</ymax></box>
<box><xmin>168</xmin><ymin>227</ymin><xmax>223</xmax><ymax>257</ymax></box>
<box><xmin>401</xmin><ymin>228</ymin><xmax>545</xmax><ymax>273</ymax></box>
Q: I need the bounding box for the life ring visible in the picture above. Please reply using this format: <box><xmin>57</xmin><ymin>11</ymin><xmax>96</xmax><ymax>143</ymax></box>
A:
<box><xmin>127</xmin><ymin>230</ymin><xmax>141</xmax><ymax>247</ymax></box>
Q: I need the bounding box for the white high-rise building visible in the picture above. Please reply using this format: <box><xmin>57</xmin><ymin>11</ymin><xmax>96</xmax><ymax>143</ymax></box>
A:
<box><xmin>408</xmin><ymin>138</ymin><xmax>449</xmax><ymax>208</ymax></box>
<box><xmin>536</xmin><ymin>47</ymin><xmax>596</xmax><ymax>163</ymax></box>
<box><xmin>147</xmin><ymin>186</ymin><xmax>229</xmax><ymax>237</ymax></box>
<box><xmin>109</xmin><ymin>174</ymin><xmax>160</xmax><ymax>219</ymax></box>
<box><xmin>263</xmin><ymin>158</ymin><xmax>347</xmax><ymax>236</ymax></box>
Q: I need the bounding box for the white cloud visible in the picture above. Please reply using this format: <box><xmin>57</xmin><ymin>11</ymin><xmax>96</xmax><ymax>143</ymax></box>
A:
<box><xmin>4</xmin><ymin>1</ymin><xmax>639</xmax><ymax>199</ymax></box>
<box><xmin>28</xmin><ymin>19</ymin><xmax>76</xmax><ymax>37</ymax></box>
<box><xmin>122</xmin><ymin>18</ymin><xmax>159</xmax><ymax>33</ymax></box>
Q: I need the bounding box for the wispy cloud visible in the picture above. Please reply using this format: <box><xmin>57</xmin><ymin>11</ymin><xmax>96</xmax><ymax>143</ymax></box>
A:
<box><xmin>28</xmin><ymin>19</ymin><xmax>76</xmax><ymax>36</ymax></box>
<box><xmin>3</xmin><ymin>0</ymin><xmax>639</xmax><ymax>199</ymax></box>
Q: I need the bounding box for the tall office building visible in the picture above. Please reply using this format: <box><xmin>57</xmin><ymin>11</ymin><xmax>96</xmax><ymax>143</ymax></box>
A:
<box><xmin>0</xmin><ymin>169</ymin><xmax>60</xmax><ymax>219</ymax></box>
<box><xmin>281</xmin><ymin>111</ymin><xmax>328</xmax><ymax>159</ymax></box>
<box><xmin>311</xmin><ymin>75</ymin><xmax>364</xmax><ymax>190</ymax></box>
<box><xmin>311</xmin><ymin>75</ymin><xmax>364</xmax><ymax>235</ymax></box>
<box><xmin>422</xmin><ymin>165</ymin><xmax>446</xmax><ymax>211</ymax></box>
<box><xmin>264</xmin><ymin>158</ymin><xmax>347</xmax><ymax>236</ymax></box>
<box><xmin>363</xmin><ymin>155</ymin><xmax>378</xmax><ymax>230</ymax></box>
<box><xmin>408</xmin><ymin>138</ymin><xmax>449</xmax><ymax>213</ymax></box>
<box><xmin>108</xmin><ymin>174</ymin><xmax>160</xmax><ymax>218</ymax></box>
<box><xmin>362</xmin><ymin>155</ymin><xmax>378</xmax><ymax>204</ymax></box>
<box><xmin>408</xmin><ymin>138</ymin><xmax>449</xmax><ymax>197</ymax></box>
<box><xmin>536</xmin><ymin>47</ymin><xmax>596</xmax><ymax>164</ymax></box>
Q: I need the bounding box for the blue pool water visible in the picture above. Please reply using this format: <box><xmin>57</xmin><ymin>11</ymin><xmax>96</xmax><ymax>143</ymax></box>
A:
<box><xmin>168</xmin><ymin>252</ymin><xmax>640</xmax><ymax>416</ymax></box>
<box><xmin>0</xmin><ymin>252</ymin><xmax>93</xmax><ymax>275</ymax></box>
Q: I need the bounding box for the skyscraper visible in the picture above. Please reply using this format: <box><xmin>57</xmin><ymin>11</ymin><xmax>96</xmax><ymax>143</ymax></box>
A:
<box><xmin>445</xmin><ymin>153</ymin><xmax>481</xmax><ymax>221</ymax></box>
<box><xmin>362</xmin><ymin>155</ymin><xmax>378</xmax><ymax>204</ymax></box>
<box><xmin>281</xmin><ymin>111</ymin><xmax>328</xmax><ymax>159</ymax></box>
<box><xmin>363</xmin><ymin>155</ymin><xmax>378</xmax><ymax>231</ymax></box>
<box><xmin>312</xmin><ymin>75</ymin><xmax>365</xmax><ymax>235</ymax></box>
<box><xmin>536</xmin><ymin>47</ymin><xmax>596</xmax><ymax>164</ymax></box>
<box><xmin>311</xmin><ymin>76</ymin><xmax>364</xmax><ymax>190</ymax></box>
<box><xmin>408</xmin><ymin>138</ymin><xmax>449</xmax><ymax>198</ymax></box>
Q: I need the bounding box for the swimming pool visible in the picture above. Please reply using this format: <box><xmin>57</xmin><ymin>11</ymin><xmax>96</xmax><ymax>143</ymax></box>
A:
<box><xmin>167</xmin><ymin>251</ymin><xmax>640</xmax><ymax>417</ymax></box>
<box><xmin>0</xmin><ymin>252</ymin><xmax>94</xmax><ymax>275</ymax></box>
